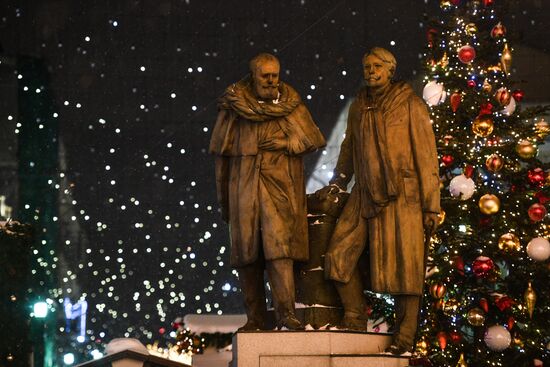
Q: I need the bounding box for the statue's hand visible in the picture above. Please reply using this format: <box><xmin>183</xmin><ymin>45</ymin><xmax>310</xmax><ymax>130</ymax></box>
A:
<box><xmin>315</xmin><ymin>184</ymin><xmax>341</xmax><ymax>201</ymax></box>
<box><xmin>423</xmin><ymin>212</ymin><xmax>439</xmax><ymax>238</ymax></box>
<box><xmin>258</xmin><ymin>138</ymin><xmax>288</xmax><ymax>151</ymax></box>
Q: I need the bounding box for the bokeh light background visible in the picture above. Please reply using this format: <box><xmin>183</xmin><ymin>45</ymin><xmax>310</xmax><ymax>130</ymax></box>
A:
<box><xmin>1</xmin><ymin>0</ymin><xmax>548</xmax><ymax>350</ymax></box>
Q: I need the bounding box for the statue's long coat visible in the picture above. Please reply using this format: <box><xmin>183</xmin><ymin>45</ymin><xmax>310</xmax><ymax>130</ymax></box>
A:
<box><xmin>325</xmin><ymin>82</ymin><xmax>440</xmax><ymax>296</ymax></box>
<box><xmin>210</xmin><ymin>80</ymin><xmax>325</xmax><ymax>267</ymax></box>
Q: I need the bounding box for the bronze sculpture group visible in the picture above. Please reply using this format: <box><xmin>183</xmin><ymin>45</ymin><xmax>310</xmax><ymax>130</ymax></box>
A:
<box><xmin>209</xmin><ymin>48</ymin><xmax>440</xmax><ymax>355</ymax></box>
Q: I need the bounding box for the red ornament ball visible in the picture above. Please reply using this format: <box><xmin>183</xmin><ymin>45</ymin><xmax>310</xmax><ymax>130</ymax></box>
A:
<box><xmin>467</xmin><ymin>80</ymin><xmax>476</xmax><ymax>88</ymax></box>
<box><xmin>472</xmin><ymin>256</ymin><xmax>494</xmax><ymax>277</ymax></box>
<box><xmin>528</xmin><ymin>168</ymin><xmax>546</xmax><ymax>187</ymax></box>
<box><xmin>159</xmin><ymin>327</ymin><xmax>166</xmax><ymax>335</ymax></box>
<box><xmin>483</xmin><ymin>0</ymin><xmax>494</xmax><ymax>6</ymax></box>
<box><xmin>450</xmin><ymin>0</ymin><xmax>461</xmax><ymax>5</ymax></box>
<box><xmin>458</xmin><ymin>45</ymin><xmax>476</xmax><ymax>63</ymax></box>
<box><xmin>512</xmin><ymin>89</ymin><xmax>524</xmax><ymax>102</ymax></box>
<box><xmin>464</xmin><ymin>164</ymin><xmax>475</xmax><ymax>178</ymax></box>
<box><xmin>479</xmin><ymin>102</ymin><xmax>494</xmax><ymax>116</ymax></box>
<box><xmin>449</xmin><ymin>331</ymin><xmax>462</xmax><ymax>344</ymax></box>
<box><xmin>441</xmin><ymin>154</ymin><xmax>454</xmax><ymax>167</ymax></box>
<box><xmin>528</xmin><ymin>203</ymin><xmax>547</xmax><ymax>222</ymax></box>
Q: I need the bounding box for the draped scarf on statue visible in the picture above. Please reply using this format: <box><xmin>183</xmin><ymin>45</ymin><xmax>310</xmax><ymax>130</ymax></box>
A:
<box><xmin>356</xmin><ymin>81</ymin><xmax>414</xmax><ymax>210</ymax></box>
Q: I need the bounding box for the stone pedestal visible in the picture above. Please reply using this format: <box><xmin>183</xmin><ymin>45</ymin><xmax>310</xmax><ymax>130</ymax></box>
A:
<box><xmin>232</xmin><ymin>331</ymin><xmax>409</xmax><ymax>367</ymax></box>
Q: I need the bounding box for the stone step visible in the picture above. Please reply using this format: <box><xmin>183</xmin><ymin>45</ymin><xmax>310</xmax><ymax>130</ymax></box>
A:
<box><xmin>258</xmin><ymin>354</ymin><xmax>409</xmax><ymax>367</ymax></box>
<box><xmin>232</xmin><ymin>330</ymin><xmax>410</xmax><ymax>367</ymax></box>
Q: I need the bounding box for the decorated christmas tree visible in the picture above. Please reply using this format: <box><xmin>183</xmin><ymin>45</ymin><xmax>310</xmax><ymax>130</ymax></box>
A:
<box><xmin>416</xmin><ymin>1</ymin><xmax>550</xmax><ymax>366</ymax></box>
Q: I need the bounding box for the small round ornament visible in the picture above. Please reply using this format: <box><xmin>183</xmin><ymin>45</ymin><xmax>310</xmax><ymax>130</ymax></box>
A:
<box><xmin>449</xmin><ymin>330</ymin><xmax>462</xmax><ymax>344</ymax></box>
<box><xmin>430</xmin><ymin>282</ymin><xmax>447</xmax><ymax>298</ymax></box>
<box><xmin>449</xmin><ymin>174</ymin><xmax>475</xmax><ymax>200</ymax></box>
<box><xmin>512</xmin><ymin>89</ymin><xmax>524</xmax><ymax>102</ymax></box>
<box><xmin>491</xmin><ymin>22</ymin><xmax>506</xmax><ymax>38</ymax></box>
<box><xmin>465</xmin><ymin>23</ymin><xmax>477</xmax><ymax>36</ymax></box>
<box><xmin>527</xmin><ymin>168</ymin><xmax>546</xmax><ymax>187</ymax></box>
<box><xmin>528</xmin><ymin>203</ymin><xmax>547</xmax><ymax>222</ymax></box>
<box><xmin>501</xmin><ymin>96</ymin><xmax>516</xmax><ymax>116</ymax></box>
<box><xmin>473</xmin><ymin>256</ymin><xmax>494</xmax><ymax>277</ymax></box>
<box><xmin>498</xmin><ymin>233</ymin><xmax>521</xmax><ymax>252</ymax></box>
<box><xmin>467</xmin><ymin>307</ymin><xmax>485</xmax><ymax>326</ymax></box>
<box><xmin>479</xmin><ymin>194</ymin><xmax>500</xmax><ymax>215</ymax></box>
<box><xmin>484</xmin><ymin>325</ymin><xmax>512</xmax><ymax>351</ymax></box>
<box><xmin>472</xmin><ymin>116</ymin><xmax>494</xmax><ymax>137</ymax></box>
<box><xmin>441</xmin><ymin>154</ymin><xmax>454</xmax><ymax>167</ymax></box>
<box><xmin>494</xmin><ymin>87</ymin><xmax>511</xmax><ymax>106</ymax></box>
<box><xmin>467</xmin><ymin>79</ymin><xmax>476</xmax><ymax>88</ymax></box>
<box><xmin>485</xmin><ymin>154</ymin><xmax>504</xmax><ymax>172</ymax></box>
<box><xmin>516</xmin><ymin>140</ymin><xmax>537</xmax><ymax>159</ymax></box>
<box><xmin>423</xmin><ymin>81</ymin><xmax>447</xmax><ymax>106</ymax></box>
<box><xmin>458</xmin><ymin>45</ymin><xmax>476</xmax><ymax>63</ymax></box>
<box><xmin>526</xmin><ymin>237</ymin><xmax>550</xmax><ymax>261</ymax></box>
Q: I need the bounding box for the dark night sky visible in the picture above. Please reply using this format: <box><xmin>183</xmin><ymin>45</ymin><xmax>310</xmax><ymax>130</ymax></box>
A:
<box><xmin>1</xmin><ymin>0</ymin><xmax>549</xmax><ymax>348</ymax></box>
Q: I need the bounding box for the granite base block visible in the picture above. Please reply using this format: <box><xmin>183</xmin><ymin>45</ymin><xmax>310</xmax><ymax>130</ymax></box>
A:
<box><xmin>232</xmin><ymin>331</ymin><xmax>409</xmax><ymax>367</ymax></box>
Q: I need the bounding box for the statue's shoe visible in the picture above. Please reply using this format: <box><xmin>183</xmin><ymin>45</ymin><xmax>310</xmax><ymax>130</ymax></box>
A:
<box><xmin>340</xmin><ymin>314</ymin><xmax>369</xmax><ymax>331</ymax></box>
<box><xmin>277</xmin><ymin>313</ymin><xmax>305</xmax><ymax>330</ymax></box>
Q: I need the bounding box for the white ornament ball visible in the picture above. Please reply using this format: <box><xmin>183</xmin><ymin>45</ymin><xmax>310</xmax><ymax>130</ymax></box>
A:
<box><xmin>449</xmin><ymin>174</ymin><xmax>475</xmax><ymax>200</ymax></box>
<box><xmin>526</xmin><ymin>237</ymin><xmax>550</xmax><ymax>262</ymax></box>
<box><xmin>501</xmin><ymin>96</ymin><xmax>516</xmax><ymax>116</ymax></box>
<box><xmin>484</xmin><ymin>325</ymin><xmax>511</xmax><ymax>351</ymax></box>
<box><xmin>423</xmin><ymin>81</ymin><xmax>447</xmax><ymax>106</ymax></box>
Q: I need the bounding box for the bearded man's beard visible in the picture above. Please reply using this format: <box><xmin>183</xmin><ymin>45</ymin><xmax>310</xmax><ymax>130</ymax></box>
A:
<box><xmin>256</xmin><ymin>84</ymin><xmax>279</xmax><ymax>100</ymax></box>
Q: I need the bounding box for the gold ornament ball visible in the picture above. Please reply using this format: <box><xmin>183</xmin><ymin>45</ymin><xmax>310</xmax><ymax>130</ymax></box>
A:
<box><xmin>467</xmin><ymin>307</ymin><xmax>486</xmax><ymax>326</ymax></box>
<box><xmin>516</xmin><ymin>140</ymin><xmax>537</xmax><ymax>159</ymax></box>
<box><xmin>465</xmin><ymin>23</ymin><xmax>477</xmax><ymax>36</ymax></box>
<box><xmin>443</xmin><ymin>298</ymin><xmax>460</xmax><ymax>316</ymax></box>
<box><xmin>479</xmin><ymin>194</ymin><xmax>500</xmax><ymax>215</ymax></box>
<box><xmin>498</xmin><ymin>233</ymin><xmax>521</xmax><ymax>252</ymax></box>
<box><xmin>472</xmin><ymin>116</ymin><xmax>494</xmax><ymax>137</ymax></box>
<box><xmin>535</xmin><ymin>119</ymin><xmax>550</xmax><ymax>139</ymax></box>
